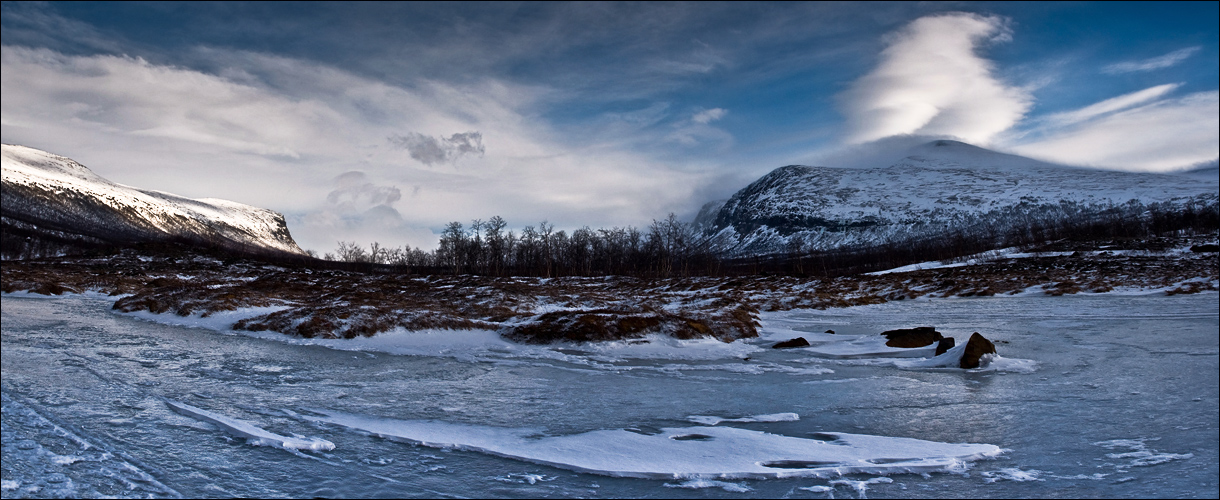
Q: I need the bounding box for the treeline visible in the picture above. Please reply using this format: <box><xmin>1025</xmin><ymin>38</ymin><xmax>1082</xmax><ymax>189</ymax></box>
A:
<box><xmin>741</xmin><ymin>199</ymin><xmax>1220</xmax><ymax>277</ymax></box>
<box><xmin>323</xmin><ymin>214</ymin><xmax>720</xmax><ymax>278</ymax></box>
<box><xmin>319</xmin><ymin>199</ymin><xmax>1220</xmax><ymax>278</ymax></box>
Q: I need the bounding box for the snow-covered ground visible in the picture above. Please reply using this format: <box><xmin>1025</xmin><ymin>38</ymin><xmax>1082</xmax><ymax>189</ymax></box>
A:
<box><xmin>2</xmin><ymin>291</ymin><xmax>1216</xmax><ymax>498</ymax></box>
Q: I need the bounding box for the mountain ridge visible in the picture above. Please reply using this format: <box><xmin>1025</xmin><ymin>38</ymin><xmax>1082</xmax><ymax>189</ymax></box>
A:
<box><xmin>1</xmin><ymin>144</ymin><xmax>306</xmax><ymax>258</ymax></box>
<box><xmin>703</xmin><ymin>140</ymin><xmax>1218</xmax><ymax>256</ymax></box>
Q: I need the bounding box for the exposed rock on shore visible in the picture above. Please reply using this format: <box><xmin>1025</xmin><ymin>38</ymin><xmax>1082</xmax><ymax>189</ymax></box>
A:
<box><xmin>772</xmin><ymin>337</ymin><xmax>810</xmax><ymax>349</ymax></box>
<box><xmin>934</xmin><ymin>337</ymin><xmax>956</xmax><ymax>356</ymax></box>
<box><xmin>882</xmin><ymin>327</ymin><xmax>944</xmax><ymax>348</ymax></box>
<box><xmin>960</xmin><ymin>332</ymin><xmax>997</xmax><ymax>369</ymax></box>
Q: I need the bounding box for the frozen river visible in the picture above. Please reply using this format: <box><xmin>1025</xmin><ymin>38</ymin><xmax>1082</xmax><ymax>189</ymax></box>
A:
<box><xmin>2</xmin><ymin>291</ymin><xmax>1217</xmax><ymax>498</ymax></box>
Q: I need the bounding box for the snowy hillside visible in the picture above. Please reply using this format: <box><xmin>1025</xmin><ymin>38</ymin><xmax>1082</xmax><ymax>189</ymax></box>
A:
<box><xmin>1</xmin><ymin>144</ymin><xmax>305</xmax><ymax>257</ymax></box>
<box><xmin>705</xmin><ymin>140</ymin><xmax>1219</xmax><ymax>256</ymax></box>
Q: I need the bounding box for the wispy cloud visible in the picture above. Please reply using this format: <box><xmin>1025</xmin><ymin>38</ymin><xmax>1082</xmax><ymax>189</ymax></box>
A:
<box><xmin>0</xmin><ymin>45</ymin><xmax>712</xmax><ymax>252</ymax></box>
<box><xmin>691</xmin><ymin>108</ymin><xmax>727</xmax><ymax>124</ymax></box>
<box><xmin>1007</xmin><ymin>91</ymin><xmax>1219</xmax><ymax>171</ymax></box>
<box><xmin>838</xmin><ymin>12</ymin><xmax>1031</xmax><ymax>145</ymax></box>
<box><xmin>1041</xmin><ymin>83</ymin><xmax>1181</xmax><ymax>127</ymax></box>
<box><xmin>1102</xmin><ymin>47</ymin><xmax>1200</xmax><ymax>74</ymax></box>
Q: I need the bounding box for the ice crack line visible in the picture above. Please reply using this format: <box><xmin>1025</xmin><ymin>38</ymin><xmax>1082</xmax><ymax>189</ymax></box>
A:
<box><xmin>1</xmin><ymin>387</ymin><xmax>183</xmax><ymax>498</ymax></box>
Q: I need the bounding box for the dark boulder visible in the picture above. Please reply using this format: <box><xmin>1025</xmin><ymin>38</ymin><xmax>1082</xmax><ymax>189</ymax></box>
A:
<box><xmin>881</xmin><ymin>326</ymin><xmax>943</xmax><ymax>348</ymax></box>
<box><xmin>824</xmin><ymin>329</ymin><xmax>836</xmax><ymax>334</ymax></box>
<box><xmin>960</xmin><ymin>332</ymin><xmax>997</xmax><ymax>369</ymax></box>
<box><xmin>1190</xmin><ymin>244</ymin><xmax>1219</xmax><ymax>253</ymax></box>
<box><xmin>772</xmin><ymin>337</ymin><xmax>810</xmax><ymax>349</ymax></box>
<box><xmin>934</xmin><ymin>337</ymin><xmax>956</xmax><ymax>356</ymax></box>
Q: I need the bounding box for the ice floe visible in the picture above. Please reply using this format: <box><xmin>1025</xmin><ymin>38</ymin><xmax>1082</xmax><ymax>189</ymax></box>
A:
<box><xmin>300</xmin><ymin>409</ymin><xmax>1003</xmax><ymax>479</ymax></box>
<box><xmin>830</xmin><ymin>476</ymin><xmax>893</xmax><ymax>498</ymax></box>
<box><xmin>1094</xmin><ymin>438</ymin><xmax>1193</xmax><ymax>469</ymax></box>
<box><xmin>980</xmin><ymin>467</ymin><xmax>1045</xmax><ymax>483</ymax></box>
<box><xmin>664</xmin><ymin>478</ymin><xmax>752</xmax><ymax>492</ymax></box>
<box><xmin>164</xmin><ymin>399</ymin><xmax>334</xmax><ymax>452</ymax></box>
<box><xmin>686</xmin><ymin>412</ymin><xmax>800</xmax><ymax>425</ymax></box>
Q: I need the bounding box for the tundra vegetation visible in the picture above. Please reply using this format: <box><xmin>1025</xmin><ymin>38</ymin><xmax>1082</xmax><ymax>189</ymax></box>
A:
<box><xmin>3</xmin><ymin>232</ymin><xmax>1215</xmax><ymax>343</ymax></box>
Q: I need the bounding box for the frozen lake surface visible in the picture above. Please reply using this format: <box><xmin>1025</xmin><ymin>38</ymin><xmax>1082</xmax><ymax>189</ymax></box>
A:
<box><xmin>2</xmin><ymin>291</ymin><xmax>1217</xmax><ymax>498</ymax></box>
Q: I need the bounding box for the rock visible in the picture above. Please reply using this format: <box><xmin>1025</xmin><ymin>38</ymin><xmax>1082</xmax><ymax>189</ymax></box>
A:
<box><xmin>772</xmin><ymin>337</ymin><xmax>810</xmax><ymax>349</ymax></box>
<box><xmin>881</xmin><ymin>326</ymin><xmax>943</xmax><ymax>348</ymax></box>
<box><xmin>934</xmin><ymin>337</ymin><xmax>956</xmax><ymax>356</ymax></box>
<box><xmin>824</xmin><ymin>329</ymin><xmax>835</xmax><ymax>334</ymax></box>
<box><xmin>960</xmin><ymin>332</ymin><xmax>997</xmax><ymax>369</ymax></box>
<box><xmin>1190</xmin><ymin>244</ymin><xmax>1219</xmax><ymax>253</ymax></box>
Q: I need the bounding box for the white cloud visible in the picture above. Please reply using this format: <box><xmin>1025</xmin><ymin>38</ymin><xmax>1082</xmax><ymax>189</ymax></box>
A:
<box><xmin>1040</xmin><ymin>84</ymin><xmax>1180</xmax><ymax>127</ymax></box>
<box><xmin>691</xmin><ymin>108</ymin><xmax>727</xmax><ymax>124</ymax></box>
<box><xmin>1007</xmin><ymin>91</ymin><xmax>1219</xmax><ymax>171</ymax></box>
<box><xmin>838</xmin><ymin>12</ymin><xmax>1031</xmax><ymax>145</ymax></box>
<box><xmin>1102</xmin><ymin>47</ymin><xmax>1200</xmax><ymax>74</ymax></box>
<box><xmin>0</xmin><ymin>45</ymin><xmax>712</xmax><ymax>253</ymax></box>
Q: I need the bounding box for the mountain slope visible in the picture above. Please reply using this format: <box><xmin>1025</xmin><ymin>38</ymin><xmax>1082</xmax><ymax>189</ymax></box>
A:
<box><xmin>1</xmin><ymin>144</ymin><xmax>305</xmax><ymax>258</ymax></box>
<box><xmin>706</xmin><ymin>140</ymin><xmax>1218</xmax><ymax>256</ymax></box>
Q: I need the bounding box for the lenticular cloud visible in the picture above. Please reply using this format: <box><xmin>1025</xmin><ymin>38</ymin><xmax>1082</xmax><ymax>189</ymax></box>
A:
<box><xmin>840</xmin><ymin>13</ymin><xmax>1031</xmax><ymax>145</ymax></box>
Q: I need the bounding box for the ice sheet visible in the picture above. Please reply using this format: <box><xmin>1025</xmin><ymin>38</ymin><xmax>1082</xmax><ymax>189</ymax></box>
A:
<box><xmin>302</xmin><ymin>409</ymin><xmax>1003</xmax><ymax>479</ymax></box>
<box><xmin>164</xmin><ymin>399</ymin><xmax>334</xmax><ymax>452</ymax></box>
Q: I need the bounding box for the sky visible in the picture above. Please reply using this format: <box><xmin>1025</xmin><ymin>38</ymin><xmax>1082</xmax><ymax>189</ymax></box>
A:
<box><xmin>2</xmin><ymin>2</ymin><xmax>1217</xmax><ymax>253</ymax></box>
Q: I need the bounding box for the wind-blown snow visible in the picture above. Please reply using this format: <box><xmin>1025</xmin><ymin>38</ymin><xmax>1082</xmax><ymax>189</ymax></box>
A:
<box><xmin>164</xmin><ymin>399</ymin><xmax>334</xmax><ymax>452</ymax></box>
<box><xmin>301</xmin><ymin>409</ymin><xmax>1003</xmax><ymax>479</ymax></box>
<box><xmin>1</xmin><ymin>144</ymin><xmax>304</xmax><ymax>255</ymax></box>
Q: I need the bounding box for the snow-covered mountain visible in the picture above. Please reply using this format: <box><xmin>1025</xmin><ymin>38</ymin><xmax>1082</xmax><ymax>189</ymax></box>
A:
<box><xmin>1</xmin><ymin>144</ymin><xmax>305</xmax><ymax>257</ymax></box>
<box><xmin>702</xmin><ymin>140</ymin><xmax>1218</xmax><ymax>256</ymax></box>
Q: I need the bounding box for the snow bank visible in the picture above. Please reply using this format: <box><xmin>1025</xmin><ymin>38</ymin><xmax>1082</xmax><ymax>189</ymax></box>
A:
<box><xmin>164</xmin><ymin>399</ymin><xmax>334</xmax><ymax>451</ymax></box>
<box><xmin>119</xmin><ymin>306</ymin><xmax>289</xmax><ymax>332</ymax></box>
<box><xmin>301</xmin><ymin>409</ymin><xmax>1004</xmax><ymax>479</ymax></box>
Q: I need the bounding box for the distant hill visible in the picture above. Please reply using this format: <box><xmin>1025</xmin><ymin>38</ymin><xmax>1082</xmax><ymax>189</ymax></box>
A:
<box><xmin>1</xmin><ymin>144</ymin><xmax>306</xmax><ymax>259</ymax></box>
<box><xmin>701</xmin><ymin>140</ymin><xmax>1219</xmax><ymax>256</ymax></box>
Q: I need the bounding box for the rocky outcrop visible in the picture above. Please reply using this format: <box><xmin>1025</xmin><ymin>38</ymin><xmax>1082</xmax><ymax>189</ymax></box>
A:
<box><xmin>772</xmin><ymin>337</ymin><xmax>810</xmax><ymax>349</ymax></box>
<box><xmin>881</xmin><ymin>327</ymin><xmax>943</xmax><ymax>348</ymax></box>
<box><xmin>934</xmin><ymin>337</ymin><xmax>956</xmax><ymax>356</ymax></box>
<box><xmin>960</xmin><ymin>332</ymin><xmax>997</xmax><ymax>369</ymax></box>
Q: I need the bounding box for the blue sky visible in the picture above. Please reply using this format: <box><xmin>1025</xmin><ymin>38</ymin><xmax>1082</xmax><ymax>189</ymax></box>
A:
<box><xmin>2</xmin><ymin>2</ymin><xmax>1217</xmax><ymax>252</ymax></box>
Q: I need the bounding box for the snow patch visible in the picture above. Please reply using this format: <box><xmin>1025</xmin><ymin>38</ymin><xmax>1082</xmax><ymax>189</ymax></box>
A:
<box><xmin>686</xmin><ymin>412</ymin><xmax>800</xmax><ymax>426</ymax></box>
<box><xmin>829</xmin><ymin>476</ymin><xmax>893</xmax><ymax>498</ymax></box>
<box><xmin>1095</xmin><ymin>438</ymin><xmax>1193</xmax><ymax>468</ymax></box>
<box><xmin>980</xmin><ymin>467</ymin><xmax>1045</xmax><ymax>483</ymax></box>
<box><xmin>299</xmin><ymin>409</ymin><xmax>1004</xmax><ymax>479</ymax></box>
<box><xmin>664</xmin><ymin>479</ymin><xmax>753</xmax><ymax>492</ymax></box>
